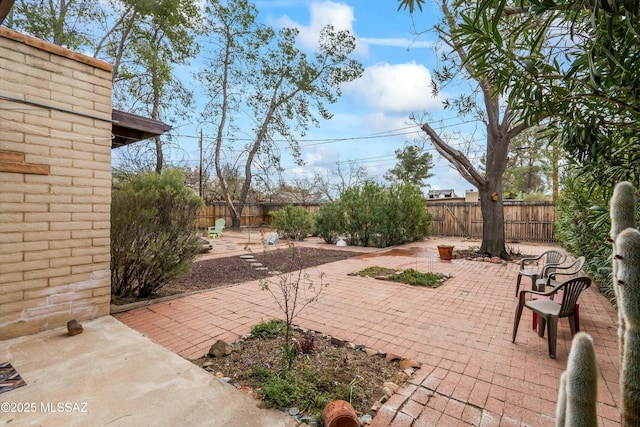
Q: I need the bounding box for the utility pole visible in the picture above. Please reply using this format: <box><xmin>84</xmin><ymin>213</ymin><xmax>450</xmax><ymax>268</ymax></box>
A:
<box><xmin>199</xmin><ymin>128</ymin><xmax>203</xmax><ymax>198</ymax></box>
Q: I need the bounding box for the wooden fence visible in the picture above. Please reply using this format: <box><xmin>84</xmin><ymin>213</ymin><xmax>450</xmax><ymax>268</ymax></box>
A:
<box><xmin>197</xmin><ymin>201</ymin><xmax>558</xmax><ymax>242</ymax></box>
<box><xmin>196</xmin><ymin>202</ymin><xmax>320</xmax><ymax>229</ymax></box>
<box><xmin>427</xmin><ymin>201</ymin><xmax>558</xmax><ymax>242</ymax></box>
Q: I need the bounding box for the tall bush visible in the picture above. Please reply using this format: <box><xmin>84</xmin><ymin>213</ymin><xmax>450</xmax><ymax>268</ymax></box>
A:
<box><xmin>555</xmin><ymin>171</ymin><xmax>640</xmax><ymax>300</ymax></box>
<box><xmin>319</xmin><ymin>182</ymin><xmax>432</xmax><ymax>247</ymax></box>
<box><xmin>270</xmin><ymin>205</ymin><xmax>315</xmax><ymax>241</ymax></box>
<box><xmin>340</xmin><ymin>182</ymin><xmax>385</xmax><ymax>247</ymax></box>
<box><xmin>314</xmin><ymin>202</ymin><xmax>346</xmax><ymax>244</ymax></box>
<box><xmin>111</xmin><ymin>169</ymin><xmax>204</xmax><ymax>298</ymax></box>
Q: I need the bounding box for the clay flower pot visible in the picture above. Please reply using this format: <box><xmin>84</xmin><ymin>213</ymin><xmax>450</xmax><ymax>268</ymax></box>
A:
<box><xmin>322</xmin><ymin>400</ymin><xmax>358</xmax><ymax>427</ymax></box>
<box><xmin>437</xmin><ymin>245</ymin><xmax>454</xmax><ymax>260</ymax></box>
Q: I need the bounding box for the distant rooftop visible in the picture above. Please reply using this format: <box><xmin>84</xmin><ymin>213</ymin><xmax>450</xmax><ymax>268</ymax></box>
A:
<box><xmin>427</xmin><ymin>189</ymin><xmax>456</xmax><ymax>199</ymax></box>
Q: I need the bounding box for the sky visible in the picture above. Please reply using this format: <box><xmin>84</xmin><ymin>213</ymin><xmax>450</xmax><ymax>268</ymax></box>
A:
<box><xmin>166</xmin><ymin>0</ymin><xmax>483</xmax><ymax>197</ymax></box>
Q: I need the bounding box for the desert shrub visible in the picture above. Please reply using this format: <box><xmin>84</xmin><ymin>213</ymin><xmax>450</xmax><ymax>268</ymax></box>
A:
<box><xmin>270</xmin><ymin>205</ymin><xmax>315</xmax><ymax>241</ymax></box>
<box><xmin>314</xmin><ymin>202</ymin><xmax>346</xmax><ymax>244</ymax></box>
<box><xmin>110</xmin><ymin>169</ymin><xmax>204</xmax><ymax>298</ymax></box>
<box><xmin>375</xmin><ymin>182</ymin><xmax>432</xmax><ymax>247</ymax></box>
<box><xmin>340</xmin><ymin>182</ymin><xmax>386</xmax><ymax>247</ymax></box>
<box><xmin>337</xmin><ymin>182</ymin><xmax>432</xmax><ymax>248</ymax></box>
<box><xmin>554</xmin><ymin>172</ymin><xmax>640</xmax><ymax>300</ymax></box>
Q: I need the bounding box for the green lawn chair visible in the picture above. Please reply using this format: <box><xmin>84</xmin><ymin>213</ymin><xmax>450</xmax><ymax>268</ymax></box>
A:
<box><xmin>208</xmin><ymin>218</ymin><xmax>225</xmax><ymax>238</ymax></box>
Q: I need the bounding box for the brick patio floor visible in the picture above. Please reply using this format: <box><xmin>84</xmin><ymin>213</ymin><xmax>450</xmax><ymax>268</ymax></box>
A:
<box><xmin>114</xmin><ymin>232</ymin><xmax>621</xmax><ymax>426</ymax></box>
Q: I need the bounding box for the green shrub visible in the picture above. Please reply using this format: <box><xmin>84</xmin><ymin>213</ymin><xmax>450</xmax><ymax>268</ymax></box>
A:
<box><xmin>314</xmin><ymin>202</ymin><xmax>346</xmax><ymax>244</ymax></box>
<box><xmin>270</xmin><ymin>205</ymin><xmax>315</xmax><ymax>241</ymax></box>
<box><xmin>336</xmin><ymin>182</ymin><xmax>432</xmax><ymax>248</ymax></box>
<box><xmin>554</xmin><ymin>172</ymin><xmax>631</xmax><ymax>300</ymax></box>
<box><xmin>340</xmin><ymin>182</ymin><xmax>385</xmax><ymax>247</ymax></box>
<box><xmin>110</xmin><ymin>169</ymin><xmax>204</xmax><ymax>298</ymax></box>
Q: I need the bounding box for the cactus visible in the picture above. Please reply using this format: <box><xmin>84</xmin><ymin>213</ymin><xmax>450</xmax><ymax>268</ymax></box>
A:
<box><xmin>610</xmin><ymin>181</ymin><xmax>638</xmax><ymax>239</ymax></box>
<box><xmin>555</xmin><ymin>332</ymin><xmax>598</xmax><ymax>427</ymax></box>
<box><xmin>610</xmin><ymin>181</ymin><xmax>640</xmax><ymax>426</ymax></box>
<box><xmin>609</xmin><ymin>181</ymin><xmax>638</xmax><ymax>363</ymax></box>
<box><xmin>614</xmin><ymin>227</ymin><xmax>640</xmax><ymax>425</ymax></box>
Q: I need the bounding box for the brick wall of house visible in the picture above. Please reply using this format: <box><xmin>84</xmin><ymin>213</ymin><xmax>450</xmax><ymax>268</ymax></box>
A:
<box><xmin>0</xmin><ymin>28</ymin><xmax>113</xmax><ymax>339</ymax></box>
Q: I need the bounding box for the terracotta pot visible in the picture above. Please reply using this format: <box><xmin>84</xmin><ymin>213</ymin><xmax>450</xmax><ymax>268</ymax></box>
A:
<box><xmin>322</xmin><ymin>400</ymin><xmax>358</xmax><ymax>427</ymax></box>
<box><xmin>437</xmin><ymin>245</ymin><xmax>454</xmax><ymax>260</ymax></box>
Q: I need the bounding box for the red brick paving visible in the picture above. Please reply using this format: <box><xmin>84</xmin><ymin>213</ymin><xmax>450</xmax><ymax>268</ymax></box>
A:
<box><xmin>114</xmin><ymin>234</ymin><xmax>621</xmax><ymax>425</ymax></box>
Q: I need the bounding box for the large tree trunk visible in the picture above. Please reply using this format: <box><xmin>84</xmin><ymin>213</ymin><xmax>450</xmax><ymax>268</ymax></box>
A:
<box><xmin>477</xmin><ymin>181</ymin><xmax>508</xmax><ymax>259</ymax></box>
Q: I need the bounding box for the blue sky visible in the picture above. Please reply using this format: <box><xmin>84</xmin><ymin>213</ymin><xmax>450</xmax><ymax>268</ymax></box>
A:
<box><xmin>172</xmin><ymin>0</ymin><xmax>481</xmax><ymax>196</ymax></box>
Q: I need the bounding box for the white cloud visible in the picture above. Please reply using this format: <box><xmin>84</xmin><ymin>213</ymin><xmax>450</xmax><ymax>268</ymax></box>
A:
<box><xmin>271</xmin><ymin>1</ymin><xmax>369</xmax><ymax>57</ymax></box>
<box><xmin>343</xmin><ymin>62</ymin><xmax>443</xmax><ymax>113</ymax></box>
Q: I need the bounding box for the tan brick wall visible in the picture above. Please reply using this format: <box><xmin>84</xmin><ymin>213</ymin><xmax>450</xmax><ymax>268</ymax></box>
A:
<box><xmin>0</xmin><ymin>28</ymin><xmax>113</xmax><ymax>340</ymax></box>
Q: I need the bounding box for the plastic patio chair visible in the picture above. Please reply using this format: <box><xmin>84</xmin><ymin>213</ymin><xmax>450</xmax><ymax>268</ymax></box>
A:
<box><xmin>534</xmin><ymin>256</ymin><xmax>586</xmax><ymax>291</ymax></box>
<box><xmin>208</xmin><ymin>218</ymin><xmax>225</xmax><ymax>238</ymax></box>
<box><xmin>512</xmin><ymin>276</ymin><xmax>591</xmax><ymax>359</ymax></box>
<box><xmin>514</xmin><ymin>250</ymin><xmax>567</xmax><ymax>296</ymax></box>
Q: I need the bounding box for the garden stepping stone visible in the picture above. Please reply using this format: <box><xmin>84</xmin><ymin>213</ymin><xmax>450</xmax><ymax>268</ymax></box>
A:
<box><xmin>239</xmin><ymin>255</ymin><xmax>254</xmax><ymax>259</ymax></box>
<box><xmin>250</xmin><ymin>262</ymin><xmax>263</xmax><ymax>267</ymax></box>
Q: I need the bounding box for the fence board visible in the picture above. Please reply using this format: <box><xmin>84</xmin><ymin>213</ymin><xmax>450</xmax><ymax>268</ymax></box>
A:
<box><xmin>427</xmin><ymin>201</ymin><xmax>557</xmax><ymax>242</ymax></box>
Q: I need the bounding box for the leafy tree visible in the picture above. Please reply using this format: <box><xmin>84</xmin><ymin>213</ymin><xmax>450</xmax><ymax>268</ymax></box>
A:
<box><xmin>7</xmin><ymin>0</ymin><xmax>201</xmax><ymax>175</ymax></box>
<box><xmin>502</xmin><ymin>127</ymin><xmax>552</xmax><ymax>198</ymax></box>
<box><xmin>384</xmin><ymin>144</ymin><xmax>434</xmax><ymax>187</ymax></box>
<box><xmin>198</xmin><ymin>0</ymin><xmax>363</xmax><ymax>230</ymax></box>
<box><xmin>398</xmin><ymin>0</ymin><xmax>534</xmax><ymax>258</ymax></box>
<box><xmin>6</xmin><ymin>0</ymin><xmax>103</xmax><ymax>50</ymax></box>
<box><xmin>438</xmin><ymin>0</ymin><xmax>640</xmax><ymax>189</ymax></box>
<box><xmin>103</xmin><ymin>0</ymin><xmax>201</xmax><ymax>174</ymax></box>
<box><xmin>110</xmin><ymin>169</ymin><xmax>204</xmax><ymax>298</ymax></box>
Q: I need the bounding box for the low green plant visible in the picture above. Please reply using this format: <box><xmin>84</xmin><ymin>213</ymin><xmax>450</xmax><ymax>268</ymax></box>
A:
<box><xmin>270</xmin><ymin>205</ymin><xmax>315</xmax><ymax>241</ymax></box>
<box><xmin>351</xmin><ymin>265</ymin><xmax>398</xmax><ymax>277</ymax></box>
<box><xmin>252</xmin><ymin>365</ymin><xmax>341</xmax><ymax>419</ymax></box>
<box><xmin>250</xmin><ymin>319</ymin><xmax>286</xmax><ymax>339</ymax></box>
<box><xmin>387</xmin><ymin>269</ymin><xmax>447</xmax><ymax>287</ymax></box>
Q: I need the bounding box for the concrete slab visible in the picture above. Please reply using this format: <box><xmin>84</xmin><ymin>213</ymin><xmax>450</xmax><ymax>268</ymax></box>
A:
<box><xmin>0</xmin><ymin>316</ymin><xmax>297</xmax><ymax>427</ymax></box>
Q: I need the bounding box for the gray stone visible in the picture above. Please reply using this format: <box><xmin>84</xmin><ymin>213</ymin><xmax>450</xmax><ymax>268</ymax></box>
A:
<box><xmin>221</xmin><ymin>377</ymin><xmax>231</xmax><ymax>383</ymax></box>
<box><xmin>208</xmin><ymin>340</ymin><xmax>232</xmax><ymax>357</ymax></box>
<box><xmin>250</xmin><ymin>262</ymin><xmax>263</xmax><ymax>267</ymax></box>
<box><xmin>288</xmin><ymin>407</ymin><xmax>300</xmax><ymax>416</ymax></box>
<box><xmin>382</xmin><ymin>386</ymin><xmax>393</xmax><ymax>398</ymax></box>
<box><xmin>66</xmin><ymin>319</ymin><xmax>83</xmax><ymax>336</ymax></box>
<box><xmin>364</xmin><ymin>348</ymin><xmax>378</xmax><ymax>357</ymax></box>
<box><xmin>383</xmin><ymin>381</ymin><xmax>399</xmax><ymax>393</ymax></box>
<box><xmin>403</xmin><ymin>367</ymin><xmax>415</xmax><ymax>376</ymax></box>
<box><xmin>239</xmin><ymin>255</ymin><xmax>254</xmax><ymax>259</ymax></box>
<box><xmin>331</xmin><ymin>337</ymin><xmax>346</xmax><ymax>347</ymax></box>
<box><xmin>255</xmin><ymin>267</ymin><xmax>269</xmax><ymax>271</ymax></box>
